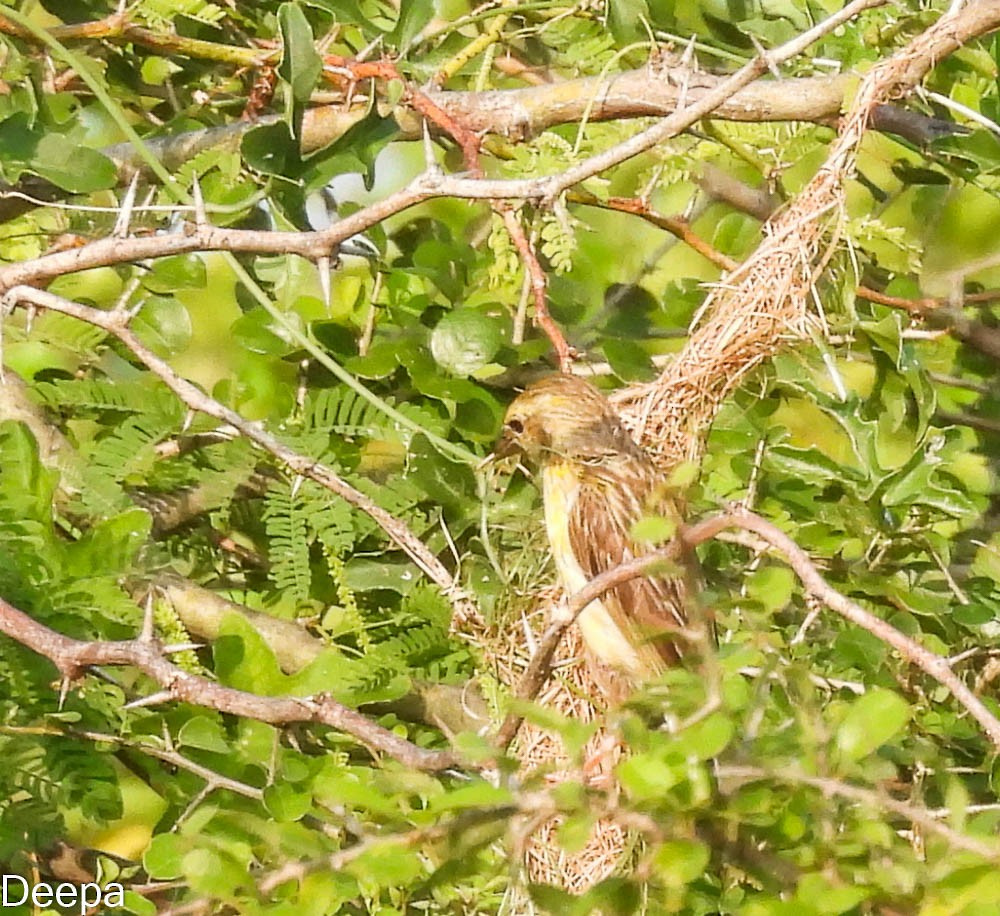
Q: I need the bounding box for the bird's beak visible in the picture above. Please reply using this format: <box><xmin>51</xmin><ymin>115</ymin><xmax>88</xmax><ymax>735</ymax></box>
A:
<box><xmin>477</xmin><ymin>428</ymin><xmax>521</xmax><ymax>471</ymax></box>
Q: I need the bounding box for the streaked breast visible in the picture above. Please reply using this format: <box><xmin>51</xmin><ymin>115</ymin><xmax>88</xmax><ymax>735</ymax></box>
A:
<box><xmin>541</xmin><ymin>462</ymin><xmax>647</xmax><ymax>680</ymax></box>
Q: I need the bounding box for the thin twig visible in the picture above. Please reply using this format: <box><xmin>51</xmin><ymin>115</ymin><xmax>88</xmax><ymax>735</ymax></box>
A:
<box><xmin>497</xmin><ymin>509</ymin><xmax>1000</xmax><ymax>754</ymax></box>
<box><xmin>716</xmin><ymin>765</ymin><xmax>1000</xmax><ymax>861</ymax></box>
<box><xmin>2</xmin><ymin>284</ymin><xmax>479</xmax><ymax>627</ymax></box>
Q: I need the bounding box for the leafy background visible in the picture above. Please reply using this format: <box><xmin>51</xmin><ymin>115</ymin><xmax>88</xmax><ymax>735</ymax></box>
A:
<box><xmin>0</xmin><ymin>0</ymin><xmax>999</xmax><ymax>913</ymax></box>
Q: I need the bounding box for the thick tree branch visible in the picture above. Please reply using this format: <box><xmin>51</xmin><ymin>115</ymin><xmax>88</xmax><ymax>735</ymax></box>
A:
<box><xmin>0</xmin><ymin>0</ymin><xmax>987</xmax><ymax>233</ymax></box>
<box><xmin>0</xmin><ymin>8</ymin><xmax>967</xmax><ymax>152</ymax></box>
<box><xmin>0</xmin><ymin>177</ymin><xmax>435</xmax><ymax>292</ymax></box>
<box><xmin>1</xmin><ymin>0</ymin><xmax>986</xmax><ymax>303</ymax></box>
<box><xmin>0</xmin><ymin>594</ymin><xmax>459</xmax><ymax>773</ymax></box>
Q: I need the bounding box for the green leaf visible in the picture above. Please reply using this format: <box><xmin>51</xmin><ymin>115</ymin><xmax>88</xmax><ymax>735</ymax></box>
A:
<box><xmin>630</xmin><ymin>514</ymin><xmax>677</xmax><ymax>544</ymax></box>
<box><xmin>746</xmin><ymin>566</ymin><xmax>795</xmax><ymax>613</ymax></box>
<box><xmin>425</xmin><ymin>781</ymin><xmax>512</xmax><ymax>814</ymax></box>
<box><xmin>529</xmin><ymin>884</ymin><xmax>581</xmax><ymax>914</ymax></box>
<box><xmin>264</xmin><ymin>782</ymin><xmax>313</xmax><ymax>821</ymax></box>
<box><xmin>305</xmin><ymin>108</ymin><xmax>399</xmax><ymax>191</ymax></box>
<box><xmin>277</xmin><ymin>3</ymin><xmax>322</xmax><ymax>104</ymax></box>
<box><xmin>430</xmin><ymin>311</ymin><xmax>504</xmax><ymax>377</ymax></box>
<box><xmin>242</xmin><ymin>121</ymin><xmax>297</xmax><ymax>176</ymax></box>
<box><xmin>309</xmin><ymin>0</ymin><xmax>367</xmax><ymax>25</ymax></box>
<box><xmin>183</xmin><ymin>847</ymin><xmax>247</xmax><ymax>897</ymax></box>
<box><xmin>389</xmin><ymin>0</ymin><xmax>434</xmax><ymax>51</ymax></box>
<box><xmin>214</xmin><ymin>613</ymin><xmax>287</xmax><ymax>695</ymax></box>
<box><xmin>650</xmin><ymin>839</ymin><xmax>710</xmax><ymax>887</ymax></box>
<box><xmin>65</xmin><ymin>507</ymin><xmax>151</xmax><ymax>576</ymax></box>
<box><xmin>607</xmin><ymin>0</ymin><xmax>650</xmax><ymax>42</ymax></box>
<box><xmin>143</xmin><ymin>834</ymin><xmax>184</xmax><ymax>880</ymax></box>
<box><xmin>178</xmin><ymin>715</ymin><xmax>231</xmax><ymax>754</ymax></box>
<box><xmin>143</xmin><ymin>255</ymin><xmax>207</xmax><ymax>294</ymax></box>
<box><xmin>406</xmin><ymin>433</ymin><xmax>476</xmax><ymax>515</ymax></box>
<box><xmin>835</xmin><ymin>688</ymin><xmax>911</xmax><ymax>763</ymax></box>
<box><xmin>794</xmin><ymin>873</ymin><xmax>869</xmax><ymax>914</ymax></box>
<box><xmin>602</xmin><ymin>338</ymin><xmax>655</xmax><ymax>381</ymax></box>
<box><xmin>132</xmin><ymin>296</ymin><xmax>193</xmax><ymax>357</ymax></box>
<box><xmin>285</xmin><ymin>647</ymin><xmax>361</xmax><ymax>699</ymax></box>
<box><xmin>672</xmin><ymin>713</ymin><xmax>734</xmax><ymax>760</ymax></box>
<box><xmin>232</xmin><ymin>307</ymin><xmax>294</xmax><ymax>356</ymax></box>
<box><xmin>764</xmin><ymin>444</ymin><xmax>861</xmax><ymax>486</ymax></box>
<box><xmin>347</xmin><ymin>844</ymin><xmax>425</xmax><ymax>885</ymax></box>
<box><xmin>344</xmin><ymin>557</ymin><xmax>421</xmax><ymax>593</ymax></box>
<box><xmin>31</xmin><ymin>134</ymin><xmax>116</xmax><ymax>192</ymax></box>
<box><xmin>0</xmin><ymin>420</ymin><xmax>58</xmax><ymax>519</ymax></box>
<box><xmin>617</xmin><ymin>752</ymin><xmax>684</xmax><ymax>800</ymax></box>
<box><xmin>122</xmin><ymin>891</ymin><xmax>158</xmax><ymax>916</ymax></box>
<box><xmin>345</xmin><ymin>338</ymin><xmax>402</xmax><ymax>378</ymax></box>
<box><xmin>0</xmin><ymin>112</ymin><xmax>39</xmax><ymax>169</ymax></box>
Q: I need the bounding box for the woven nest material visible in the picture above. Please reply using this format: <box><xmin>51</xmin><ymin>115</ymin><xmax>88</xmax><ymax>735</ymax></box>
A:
<box><xmin>486</xmin><ymin>38</ymin><xmax>938</xmax><ymax>895</ymax></box>
<box><xmin>502</xmin><ymin>180</ymin><xmax>858</xmax><ymax>894</ymax></box>
<box><xmin>498</xmin><ymin>605</ymin><xmax>632</xmax><ymax>892</ymax></box>
<box><xmin>498</xmin><ymin>169</ymin><xmax>857</xmax><ymax>895</ymax></box>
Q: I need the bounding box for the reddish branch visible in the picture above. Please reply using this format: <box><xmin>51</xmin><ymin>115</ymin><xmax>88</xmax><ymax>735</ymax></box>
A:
<box><xmin>0</xmin><ymin>594</ymin><xmax>458</xmax><ymax>772</ymax></box>
<box><xmin>348</xmin><ymin>58</ymin><xmax>575</xmax><ymax>371</ymax></box>
<box><xmin>498</xmin><ymin>207</ymin><xmax>574</xmax><ymax>370</ymax></box>
<box><xmin>857</xmin><ymin>285</ymin><xmax>1000</xmax><ymax>315</ymax></box>
<box><xmin>412</xmin><ymin>73</ymin><xmax>574</xmax><ymax>372</ymax></box>
<box><xmin>572</xmin><ymin>190</ymin><xmax>740</xmax><ymax>272</ymax></box>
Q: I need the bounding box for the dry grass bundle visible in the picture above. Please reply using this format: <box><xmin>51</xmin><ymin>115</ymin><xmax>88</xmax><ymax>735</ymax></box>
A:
<box><xmin>487</xmin><ymin>4</ymin><xmax>986</xmax><ymax>897</ymax></box>
<box><xmin>500</xmin><ymin>118</ymin><xmax>867</xmax><ymax>901</ymax></box>
<box><xmin>496</xmin><ymin>612</ymin><xmax>632</xmax><ymax>895</ymax></box>
<box><xmin>614</xmin><ymin>2</ymin><xmax>976</xmax><ymax>460</ymax></box>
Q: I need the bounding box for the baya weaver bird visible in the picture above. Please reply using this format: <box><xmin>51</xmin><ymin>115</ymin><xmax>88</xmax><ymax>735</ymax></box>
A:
<box><xmin>492</xmin><ymin>373</ymin><xmax>690</xmax><ymax>697</ymax></box>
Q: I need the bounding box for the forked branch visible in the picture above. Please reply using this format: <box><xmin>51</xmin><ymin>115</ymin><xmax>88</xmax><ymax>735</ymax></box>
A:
<box><xmin>497</xmin><ymin>509</ymin><xmax>1000</xmax><ymax>753</ymax></box>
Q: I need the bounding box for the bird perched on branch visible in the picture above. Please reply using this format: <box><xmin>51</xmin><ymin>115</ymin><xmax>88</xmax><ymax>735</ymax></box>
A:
<box><xmin>491</xmin><ymin>373</ymin><xmax>693</xmax><ymax>700</ymax></box>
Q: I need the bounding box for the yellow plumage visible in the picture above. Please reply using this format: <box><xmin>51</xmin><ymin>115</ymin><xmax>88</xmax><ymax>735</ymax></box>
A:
<box><xmin>541</xmin><ymin>461</ymin><xmax>651</xmax><ymax>680</ymax></box>
<box><xmin>492</xmin><ymin>373</ymin><xmax>690</xmax><ymax>698</ymax></box>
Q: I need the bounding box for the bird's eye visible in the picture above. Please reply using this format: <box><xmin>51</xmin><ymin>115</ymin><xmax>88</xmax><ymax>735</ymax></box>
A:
<box><xmin>507</xmin><ymin>419</ymin><xmax>524</xmax><ymax>434</ymax></box>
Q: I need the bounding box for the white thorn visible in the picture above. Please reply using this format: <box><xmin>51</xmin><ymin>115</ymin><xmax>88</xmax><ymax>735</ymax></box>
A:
<box><xmin>113</xmin><ymin>174</ymin><xmax>140</xmax><ymax>238</ymax></box>
<box><xmin>140</xmin><ymin>592</ymin><xmax>156</xmax><ymax>643</ymax></box>
<box><xmin>318</xmin><ymin>256</ymin><xmax>332</xmax><ymax>308</ymax></box>
<box><xmin>422</xmin><ymin>119</ymin><xmax>436</xmax><ymax>171</ymax></box>
<box><xmin>162</xmin><ymin>642</ymin><xmax>203</xmax><ymax>655</ymax></box>
<box><xmin>58</xmin><ymin>677</ymin><xmax>72</xmax><ymax>711</ymax></box>
<box><xmin>124</xmin><ymin>690</ymin><xmax>175</xmax><ymax>710</ymax></box>
<box><xmin>192</xmin><ymin>177</ymin><xmax>207</xmax><ymax>226</ymax></box>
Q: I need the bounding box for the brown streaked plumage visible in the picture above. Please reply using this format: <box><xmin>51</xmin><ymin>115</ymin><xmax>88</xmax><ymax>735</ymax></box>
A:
<box><xmin>493</xmin><ymin>374</ymin><xmax>688</xmax><ymax>695</ymax></box>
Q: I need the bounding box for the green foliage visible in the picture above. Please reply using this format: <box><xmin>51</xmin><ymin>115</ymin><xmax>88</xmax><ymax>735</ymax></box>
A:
<box><xmin>0</xmin><ymin>0</ymin><xmax>998</xmax><ymax>913</ymax></box>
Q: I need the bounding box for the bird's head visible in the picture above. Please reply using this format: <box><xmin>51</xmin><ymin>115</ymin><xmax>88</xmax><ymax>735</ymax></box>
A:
<box><xmin>492</xmin><ymin>374</ymin><xmax>636</xmax><ymax>466</ymax></box>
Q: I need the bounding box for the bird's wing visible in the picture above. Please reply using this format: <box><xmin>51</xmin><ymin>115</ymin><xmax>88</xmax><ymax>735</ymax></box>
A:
<box><xmin>567</xmin><ymin>463</ymin><xmax>688</xmax><ymax>670</ymax></box>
